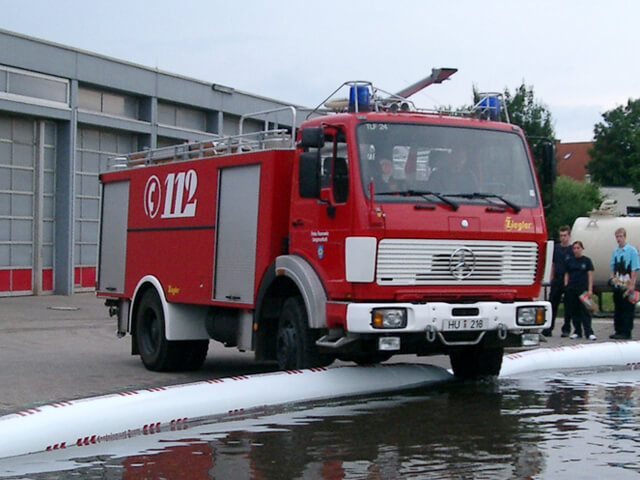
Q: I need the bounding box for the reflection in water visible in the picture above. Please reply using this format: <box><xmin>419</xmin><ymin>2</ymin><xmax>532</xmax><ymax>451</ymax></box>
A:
<box><xmin>2</xmin><ymin>368</ymin><xmax>640</xmax><ymax>479</ymax></box>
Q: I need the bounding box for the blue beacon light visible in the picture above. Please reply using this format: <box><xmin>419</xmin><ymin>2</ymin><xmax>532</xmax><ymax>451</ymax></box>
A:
<box><xmin>479</xmin><ymin>95</ymin><xmax>501</xmax><ymax>121</ymax></box>
<box><xmin>349</xmin><ymin>85</ymin><xmax>371</xmax><ymax>112</ymax></box>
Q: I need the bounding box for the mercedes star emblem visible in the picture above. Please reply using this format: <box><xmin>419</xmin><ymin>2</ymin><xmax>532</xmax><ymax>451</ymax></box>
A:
<box><xmin>449</xmin><ymin>247</ymin><xmax>476</xmax><ymax>280</ymax></box>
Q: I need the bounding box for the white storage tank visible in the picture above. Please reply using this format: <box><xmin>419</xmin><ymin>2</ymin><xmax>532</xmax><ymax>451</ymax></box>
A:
<box><xmin>570</xmin><ymin>201</ymin><xmax>640</xmax><ymax>289</ymax></box>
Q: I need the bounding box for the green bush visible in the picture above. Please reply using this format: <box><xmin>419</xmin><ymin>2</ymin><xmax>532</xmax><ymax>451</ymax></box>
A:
<box><xmin>545</xmin><ymin>176</ymin><xmax>602</xmax><ymax>239</ymax></box>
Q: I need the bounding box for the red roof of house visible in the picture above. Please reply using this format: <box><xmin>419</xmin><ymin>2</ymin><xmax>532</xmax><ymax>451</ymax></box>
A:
<box><xmin>555</xmin><ymin>141</ymin><xmax>593</xmax><ymax>182</ymax></box>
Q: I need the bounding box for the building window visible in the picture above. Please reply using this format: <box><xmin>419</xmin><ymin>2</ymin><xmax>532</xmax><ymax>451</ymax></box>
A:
<box><xmin>0</xmin><ymin>66</ymin><xmax>69</xmax><ymax>106</ymax></box>
<box><xmin>78</xmin><ymin>86</ymin><xmax>139</xmax><ymax>119</ymax></box>
<box><xmin>157</xmin><ymin>136</ymin><xmax>187</xmax><ymax>148</ymax></box>
<box><xmin>158</xmin><ymin>102</ymin><xmax>207</xmax><ymax>132</ymax></box>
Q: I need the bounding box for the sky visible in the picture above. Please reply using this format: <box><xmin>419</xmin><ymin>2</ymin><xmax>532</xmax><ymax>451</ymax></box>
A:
<box><xmin>1</xmin><ymin>0</ymin><xmax>639</xmax><ymax>143</ymax></box>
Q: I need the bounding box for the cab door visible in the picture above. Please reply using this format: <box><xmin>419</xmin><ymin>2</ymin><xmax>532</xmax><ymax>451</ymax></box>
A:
<box><xmin>289</xmin><ymin>126</ymin><xmax>352</xmax><ymax>287</ymax></box>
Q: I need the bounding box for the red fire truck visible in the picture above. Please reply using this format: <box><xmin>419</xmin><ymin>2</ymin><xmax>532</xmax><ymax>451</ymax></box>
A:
<box><xmin>97</xmin><ymin>71</ymin><xmax>554</xmax><ymax>377</ymax></box>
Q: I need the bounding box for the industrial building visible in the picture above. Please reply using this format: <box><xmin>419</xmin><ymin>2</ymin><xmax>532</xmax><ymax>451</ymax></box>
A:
<box><xmin>0</xmin><ymin>29</ymin><xmax>300</xmax><ymax>296</ymax></box>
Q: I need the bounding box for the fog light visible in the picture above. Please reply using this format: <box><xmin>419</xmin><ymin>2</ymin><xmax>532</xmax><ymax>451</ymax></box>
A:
<box><xmin>521</xmin><ymin>333</ymin><xmax>540</xmax><ymax>347</ymax></box>
<box><xmin>372</xmin><ymin>309</ymin><xmax>407</xmax><ymax>329</ymax></box>
<box><xmin>517</xmin><ymin>306</ymin><xmax>546</xmax><ymax>326</ymax></box>
<box><xmin>379</xmin><ymin>336</ymin><xmax>401</xmax><ymax>351</ymax></box>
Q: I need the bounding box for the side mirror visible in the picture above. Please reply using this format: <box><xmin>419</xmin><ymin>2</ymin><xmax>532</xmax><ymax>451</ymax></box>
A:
<box><xmin>299</xmin><ymin>151</ymin><xmax>320</xmax><ymax>198</ymax></box>
<box><xmin>299</xmin><ymin>127</ymin><xmax>325</xmax><ymax>149</ymax></box>
<box><xmin>542</xmin><ymin>142</ymin><xmax>556</xmax><ymax>186</ymax></box>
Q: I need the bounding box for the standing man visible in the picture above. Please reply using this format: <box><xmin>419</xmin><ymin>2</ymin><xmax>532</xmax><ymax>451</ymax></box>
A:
<box><xmin>543</xmin><ymin>225</ymin><xmax>573</xmax><ymax>337</ymax></box>
<box><xmin>610</xmin><ymin>227</ymin><xmax>639</xmax><ymax>340</ymax></box>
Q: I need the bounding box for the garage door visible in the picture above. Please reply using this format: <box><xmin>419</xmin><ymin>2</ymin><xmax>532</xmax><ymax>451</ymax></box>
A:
<box><xmin>0</xmin><ymin>116</ymin><xmax>56</xmax><ymax>296</ymax></box>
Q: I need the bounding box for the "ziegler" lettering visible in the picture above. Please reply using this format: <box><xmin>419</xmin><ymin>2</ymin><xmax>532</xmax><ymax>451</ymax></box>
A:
<box><xmin>504</xmin><ymin>216</ymin><xmax>532</xmax><ymax>232</ymax></box>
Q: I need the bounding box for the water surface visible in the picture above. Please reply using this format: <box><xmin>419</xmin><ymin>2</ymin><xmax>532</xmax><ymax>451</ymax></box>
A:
<box><xmin>3</xmin><ymin>367</ymin><xmax>639</xmax><ymax>479</ymax></box>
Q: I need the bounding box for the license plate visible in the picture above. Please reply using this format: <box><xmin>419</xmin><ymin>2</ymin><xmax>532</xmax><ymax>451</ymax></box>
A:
<box><xmin>442</xmin><ymin>318</ymin><xmax>486</xmax><ymax>331</ymax></box>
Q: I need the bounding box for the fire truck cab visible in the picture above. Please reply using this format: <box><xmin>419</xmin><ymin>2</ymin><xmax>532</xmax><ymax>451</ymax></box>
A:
<box><xmin>97</xmin><ymin>77</ymin><xmax>553</xmax><ymax>378</ymax></box>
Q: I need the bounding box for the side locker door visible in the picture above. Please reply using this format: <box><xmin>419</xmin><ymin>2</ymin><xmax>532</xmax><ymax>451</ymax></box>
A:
<box><xmin>213</xmin><ymin>164</ymin><xmax>261</xmax><ymax>303</ymax></box>
<box><xmin>97</xmin><ymin>180</ymin><xmax>130</xmax><ymax>294</ymax></box>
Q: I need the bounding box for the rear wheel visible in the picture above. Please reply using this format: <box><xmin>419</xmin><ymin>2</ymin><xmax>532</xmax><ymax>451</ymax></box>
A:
<box><xmin>135</xmin><ymin>289</ymin><xmax>183</xmax><ymax>371</ymax></box>
<box><xmin>449</xmin><ymin>345</ymin><xmax>504</xmax><ymax>378</ymax></box>
<box><xmin>276</xmin><ymin>296</ymin><xmax>332</xmax><ymax>370</ymax></box>
<box><xmin>177</xmin><ymin>340</ymin><xmax>209</xmax><ymax>371</ymax></box>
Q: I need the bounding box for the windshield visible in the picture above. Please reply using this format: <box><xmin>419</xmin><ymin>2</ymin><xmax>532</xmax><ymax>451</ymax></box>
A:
<box><xmin>357</xmin><ymin>122</ymin><xmax>539</xmax><ymax>209</ymax></box>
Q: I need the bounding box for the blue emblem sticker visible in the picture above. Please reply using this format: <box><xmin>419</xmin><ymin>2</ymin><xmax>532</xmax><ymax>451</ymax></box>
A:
<box><xmin>317</xmin><ymin>244</ymin><xmax>324</xmax><ymax>259</ymax></box>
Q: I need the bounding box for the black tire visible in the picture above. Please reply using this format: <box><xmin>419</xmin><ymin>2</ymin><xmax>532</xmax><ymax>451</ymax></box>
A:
<box><xmin>353</xmin><ymin>352</ymin><xmax>393</xmax><ymax>366</ymax></box>
<box><xmin>177</xmin><ymin>340</ymin><xmax>209</xmax><ymax>371</ymax></box>
<box><xmin>276</xmin><ymin>297</ymin><xmax>332</xmax><ymax>370</ymax></box>
<box><xmin>449</xmin><ymin>345</ymin><xmax>504</xmax><ymax>378</ymax></box>
<box><xmin>135</xmin><ymin>289</ymin><xmax>183</xmax><ymax>371</ymax></box>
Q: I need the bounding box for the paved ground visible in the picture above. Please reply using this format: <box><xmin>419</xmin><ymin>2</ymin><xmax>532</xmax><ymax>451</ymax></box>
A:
<box><xmin>0</xmin><ymin>294</ymin><xmax>280</xmax><ymax>416</ymax></box>
<box><xmin>0</xmin><ymin>293</ymin><xmax>626</xmax><ymax>416</ymax></box>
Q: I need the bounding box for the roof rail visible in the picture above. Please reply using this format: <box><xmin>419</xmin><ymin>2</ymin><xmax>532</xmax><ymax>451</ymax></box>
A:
<box><xmin>106</xmin><ymin>107</ymin><xmax>297</xmax><ymax>171</ymax></box>
<box><xmin>308</xmin><ymin>68</ymin><xmax>458</xmax><ymax>118</ymax></box>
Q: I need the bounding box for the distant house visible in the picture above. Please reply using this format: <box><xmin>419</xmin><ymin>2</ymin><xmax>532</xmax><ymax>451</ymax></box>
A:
<box><xmin>554</xmin><ymin>141</ymin><xmax>640</xmax><ymax>214</ymax></box>
<box><xmin>555</xmin><ymin>141</ymin><xmax>593</xmax><ymax>182</ymax></box>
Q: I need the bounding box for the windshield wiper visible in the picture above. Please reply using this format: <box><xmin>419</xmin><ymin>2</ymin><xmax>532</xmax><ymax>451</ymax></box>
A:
<box><xmin>403</xmin><ymin>190</ymin><xmax>459</xmax><ymax>211</ymax></box>
<box><xmin>453</xmin><ymin>192</ymin><xmax>521</xmax><ymax>213</ymax></box>
<box><xmin>376</xmin><ymin>190</ymin><xmax>458</xmax><ymax>210</ymax></box>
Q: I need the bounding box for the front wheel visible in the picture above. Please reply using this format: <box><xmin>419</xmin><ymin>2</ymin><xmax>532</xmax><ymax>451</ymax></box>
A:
<box><xmin>353</xmin><ymin>351</ymin><xmax>393</xmax><ymax>366</ymax></box>
<box><xmin>276</xmin><ymin>297</ymin><xmax>332</xmax><ymax>370</ymax></box>
<box><xmin>449</xmin><ymin>345</ymin><xmax>504</xmax><ymax>378</ymax></box>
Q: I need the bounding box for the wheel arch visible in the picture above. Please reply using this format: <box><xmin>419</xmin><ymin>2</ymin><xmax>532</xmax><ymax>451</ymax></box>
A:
<box><xmin>130</xmin><ymin>276</ymin><xmax>209</xmax><ymax>356</ymax></box>
<box><xmin>254</xmin><ymin>255</ymin><xmax>327</xmax><ymax>361</ymax></box>
<box><xmin>274</xmin><ymin>255</ymin><xmax>327</xmax><ymax>329</ymax></box>
<box><xmin>130</xmin><ymin>276</ymin><xmax>168</xmax><ymax>355</ymax></box>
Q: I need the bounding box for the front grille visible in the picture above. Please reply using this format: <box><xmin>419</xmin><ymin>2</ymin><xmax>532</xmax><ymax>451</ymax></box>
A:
<box><xmin>376</xmin><ymin>239</ymin><xmax>538</xmax><ymax>286</ymax></box>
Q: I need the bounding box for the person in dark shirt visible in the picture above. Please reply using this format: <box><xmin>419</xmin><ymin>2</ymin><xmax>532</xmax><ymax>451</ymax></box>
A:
<box><xmin>564</xmin><ymin>241</ymin><xmax>595</xmax><ymax>340</ymax></box>
<box><xmin>543</xmin><ymin>225</ymin><xmax>574</xmax><ymax>337</ymax></box>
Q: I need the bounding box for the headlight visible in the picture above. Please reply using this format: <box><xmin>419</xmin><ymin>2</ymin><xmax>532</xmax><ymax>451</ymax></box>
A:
<box><xmin>517</xmin><ymin>306</ymin><xmax>546</xmax><ymax>326</ymax></box>
<box><xmin>371</xmin><ymin>308</ymin><xmax>407</xmax><ymax>329</ymax></box>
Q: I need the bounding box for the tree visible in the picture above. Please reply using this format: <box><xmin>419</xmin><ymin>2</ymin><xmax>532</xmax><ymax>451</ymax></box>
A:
<box><xmin>503</xmin><ymin>84</ymin><xmax>555</xmax><ymax>142</ymax></box>
<box><xmin>587</xmin><ymin>98</ymin><xmax>640</xmax><ymax>191</ymax></box>
<box><xmin>472</xmin><ymin>83</ymin><xmax>555</xmax><ymax>140</ymax></box>
<box><xmin>505</xmin><ymin>84</ymin><xmax>556</xmax><ymax>205</ymax></box>
<box><xmin>544</xmin><ymin>175</ymin><xmax>601</xmax><ymax>240</ymax></box>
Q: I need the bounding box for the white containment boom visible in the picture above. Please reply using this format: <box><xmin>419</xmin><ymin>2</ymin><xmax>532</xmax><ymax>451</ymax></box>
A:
<box><xmin>2</xmin><ymin>341</ymin><xmax>640</xmax><ymax>461</ymax></box>
<box><xmin>500</xmin><ymin>340</ymin><xmax>640</xmax><ymax>377</ymax></box>
<box><xmin>0</xmin><ymin>364</ymin><xmax>452</xmax><ymax>460</ymax></box>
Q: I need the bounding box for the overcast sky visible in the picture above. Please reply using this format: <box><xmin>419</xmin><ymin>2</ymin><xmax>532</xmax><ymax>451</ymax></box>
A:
<box><xmin>1</xmin><ymin>0</ymin><xmax>638</xmax><ymax>142</ymax></box>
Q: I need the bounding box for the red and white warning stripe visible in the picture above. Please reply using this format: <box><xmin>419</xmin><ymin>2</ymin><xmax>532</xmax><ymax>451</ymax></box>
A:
<box><xmin>0</xmin><ymin>363</ymin><xmax>451</xmax><ymax>459</ymax></box>
<box><xmin>3</xmin><ymin>342</ymin><xmax>640</xmax><ymax>461</ymax></box>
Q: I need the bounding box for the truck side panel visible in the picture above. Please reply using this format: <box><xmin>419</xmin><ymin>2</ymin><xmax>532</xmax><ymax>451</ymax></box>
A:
<box><xmin>98</xmin><ymin>150</ymin><xmax>294</xmax><ymax>307</ymax></box>
<box><xmin>97</xmin><ymin>180</ymin><xmax>130</xmax><ymax>294</ymax></box>
<box><xmin>124</xmin><ymin>160</ymin><xmax>217</xmax><ymax>305</ymax></box>
<box><xmin>213</xmin><ymin>164</ymin><xmax>261</xmax><ymax>303</ymax></box>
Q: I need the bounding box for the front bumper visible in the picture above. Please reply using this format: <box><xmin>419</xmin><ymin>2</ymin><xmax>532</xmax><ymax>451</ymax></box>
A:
<box><xmin>346</xmin><ymin>300</ymin><xmax>551</xmax><ymax>335</ymax></box>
